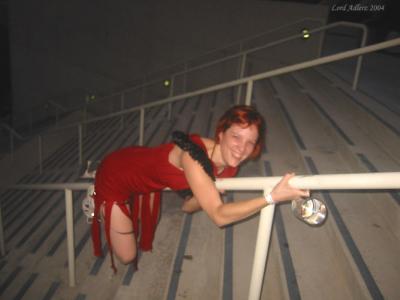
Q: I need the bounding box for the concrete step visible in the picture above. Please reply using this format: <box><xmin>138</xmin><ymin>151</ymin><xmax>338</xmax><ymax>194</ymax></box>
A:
<box><xmin>1</xmin><ymin>78</ymin><xmax>398</xmax><ymax>300</ymax></box>
<box><xmin>268</xmin><ymin>74</ymin><xmax>399</xmax><ymax>299</ymax></box>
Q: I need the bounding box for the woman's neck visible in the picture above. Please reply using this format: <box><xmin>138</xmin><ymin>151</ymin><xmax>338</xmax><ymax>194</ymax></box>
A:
<box><xmin>210</xmin><ymin>143</ymin><xmax>226</xmax><ymax>171</ymax></box>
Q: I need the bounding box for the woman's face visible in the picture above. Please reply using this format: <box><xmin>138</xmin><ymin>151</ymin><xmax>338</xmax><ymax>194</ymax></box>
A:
<box><xmin>218</xmin><ymin>123</ymin><xmax>259</xmax><ymax>167</ymax></box>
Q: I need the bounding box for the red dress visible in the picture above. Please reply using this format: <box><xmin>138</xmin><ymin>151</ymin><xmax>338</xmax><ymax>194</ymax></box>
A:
<box><xmin>92</xmin><ymin>134</ymin><xmax>237</xmax><ymax>271</ymax></box>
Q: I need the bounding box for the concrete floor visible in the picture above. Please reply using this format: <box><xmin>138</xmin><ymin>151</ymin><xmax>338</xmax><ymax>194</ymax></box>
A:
<box><xmin>0</xmin><ymin>42</ymin><xmax>399</xmax><ymax>299</ymax></box>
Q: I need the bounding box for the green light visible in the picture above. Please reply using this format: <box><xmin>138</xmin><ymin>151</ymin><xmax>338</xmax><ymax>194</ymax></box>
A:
<box><xmin>302</xmin><ymin>28</ymin><xmax>310</xmax><ymax>40</ymax></box>
<box><xmin>85</xmin><ymin>94</ymin><xmax>96</xmax><ymax>103</ymax></box>
<box><xmin>163</xmin><ymin>79</ymin><xmax>171</xmax><ymax>87</ymax></box>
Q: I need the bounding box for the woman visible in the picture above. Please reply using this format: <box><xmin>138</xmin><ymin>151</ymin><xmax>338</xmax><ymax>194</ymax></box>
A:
<box><xmin>91</xmin><ymin>105</ymin><xmax>309</xmax><ymax>271</ymax></box>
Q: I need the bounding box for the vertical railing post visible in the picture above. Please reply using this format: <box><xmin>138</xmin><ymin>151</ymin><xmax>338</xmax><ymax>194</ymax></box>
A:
<box><xmin>0</xmin><ymin>202</ymin><xmax>5</xmax><ymax>256</ymax></box>
<box><xmin>167</xmin><ymin>76</ymin><xmax>175</xmax><ymax>121</ymax></box>
<box><xmin>29</xmin><ymin>111</ymin><xmax>33</xmax><ymax>135</ymax></box>
<box><xmin>9</xmin><ymin>131</ymin><xmax>14</xmax><ymax>161</ymax></box>
<box><xmin>55</xmin><ymin>107</ymin><xmax>59</xmax><ymax>127</ymax></box>
<box><xmin>120</xmin><ymin>93</ymin><xmax>125</xmax><ymax>129</ymax></box>
<box><xmin>169</xmin><ymin>76</ymin><xmax>175</xmax><ymax>97</ymax></box>
<box><xmin>64</xmin><ymin>188</ymin><xmax>76</xmax><ymax>287</ymax></box>
<box><xmin>236</xmin><ymin>52</ymin><xmax>247</xmax><ymax>104</ymax></box>
<box><xmin>141</xmin><ymin>85</ymin><xmax>146</xmax><ymax>105</ymax></box>
<box><xmin>352</xmin><ymin>26</ymin><xmax>368</xmax><ymax>91</ymax></box>
<box><xmin>167</xmin><ymin>103</ymin><xmax>172</xmax><ymax>121</ymax></box>
<box><xmin>139</xmin><ymin>108</ymin><xmax>145</xmax><ymax>146</ymax></box>
<box><xmin>317</xmin><ymin>24</ymin><xmax>326</xmax><ymax>58</ymax></box>
<box><xmin>245</xmin><ymin>80</ymin><xmax>254</xmax><ymax>106</ymax></box>
<box><xmin>38</xmin><ymin>135</ymin><xmax>43</xmax><ymax>174</ymax></box>
<box><xmin>82</xmin><ymin>107</ymin><xmax>86</xmax><ymax>124</ymax></box>
<box><xmin>183</xmin><ymin>62</ymin><xmax>188</xmax><ymax>93</ymax></box>
<box><xmin>78</xmin><ymin>124</ymin><xmax>83</xmax><ymax>166</ymax></box>
<box><xmin>248</xmin><ymin>188</ymin><xmax>275</xmax><ymax>300</ymax></box>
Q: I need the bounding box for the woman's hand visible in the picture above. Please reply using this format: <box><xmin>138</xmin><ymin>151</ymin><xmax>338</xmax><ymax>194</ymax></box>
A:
<box><xmin>269</xmin><ymin>173</ymin><xmax>310</xmax><ymax>204</ymax></box>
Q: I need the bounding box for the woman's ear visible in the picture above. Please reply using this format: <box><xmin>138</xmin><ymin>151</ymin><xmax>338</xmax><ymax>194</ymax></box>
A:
<box><xmin>218</xmin><ymin>131</ymin><xmax>224</xmax><ymax>143</ymax></box>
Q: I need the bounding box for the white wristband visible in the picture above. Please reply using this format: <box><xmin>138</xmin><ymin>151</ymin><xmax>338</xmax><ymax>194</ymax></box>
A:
<box><xmin>264</xmin><ymin>193</ymin><xmax>275</xmax><ymax>205</ymax></box>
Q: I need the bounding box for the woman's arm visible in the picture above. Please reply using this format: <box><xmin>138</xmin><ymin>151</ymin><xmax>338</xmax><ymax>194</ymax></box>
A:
<box><xmin>181</xmin><ymin>196</ymin><xmax>202</xmax><ymax>213</ymax></box>
<box><xmin>181</xmin><ymin>152</ymin><xmax>309</xmax><ymax>227</ymax></box>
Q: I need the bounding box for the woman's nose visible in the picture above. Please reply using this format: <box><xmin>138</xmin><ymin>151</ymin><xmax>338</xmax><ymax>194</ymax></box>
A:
<box><xmin>236</xmin><ymin>141</ymin><xmax>245</xmax><ymax>153</ymax></box>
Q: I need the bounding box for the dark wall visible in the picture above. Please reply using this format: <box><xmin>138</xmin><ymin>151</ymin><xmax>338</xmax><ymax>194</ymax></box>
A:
<box><xmin>0</xmin><ymin>2</ymin><xmax>12</xmax><ymax>122</ymax></box>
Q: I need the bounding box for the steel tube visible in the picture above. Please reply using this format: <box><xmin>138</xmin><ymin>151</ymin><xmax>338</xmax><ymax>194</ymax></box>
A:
<box><xmin>0</xmin><ymin>203</ymin><xmax>5</xmax><ymax>256</ymax></box>
<box><xmin>245</xmin><ymin>80</ymin><xmax>254</xmax><ymax>106</ymax></box>
<box><xmin>216</xmin><ymin>172</ymin><xmax>400</xmax><ymax>191</ymax></box>
<box><xmin>65</xmin><ymin>189</ymin><xmax>75</xmax><ymax>287</ymax></box>
<box><xmin>10</xmin><ymin>131</ymin><xmax>14</xmax><ymax>161</ymax></box>
<box><xmin>11</xmin><ymin>172</ymin><xmax>400</xmax><ymax>192</ymax></box>
<box><xmin>353</xmin><ymin>24</ymin><xmax>368</xmax><ymax>90</ymax></box>
<box><xmin>38</xmin><ymin>135</ymin><xmax>43</xmax><ymax>174</ymax></box>
<box><xmin>236</xmin><ymin>53</ymin><xmax>247</xmax><ymax>104</ymax></box>
<box><xmin>248</xmin><ymin>191</ymin><xmax>275</xmax><ymax>300</ymax></box>
<box><xmin>41</xmin><ymin>38</ymin><xmax>400</xmax><ymax>134</ymax></box>
<box><xmin>78</xmin><ymin>124</ymin><xmax>83</xmax><ymax>166</ymax></box>
<box><xmin>8</xmin><ymin>171</ymin><xmax>400</xmax><ymax>293</ymax></box>
<box><xmin>120</xmin><ymin>93</ymin><xmax>125</xmax><ymax>129</ymax></box>
<box><xmin>139</xmin><ymin>108</ymin><xmax>145</xmax><ymax>146</ymax></box>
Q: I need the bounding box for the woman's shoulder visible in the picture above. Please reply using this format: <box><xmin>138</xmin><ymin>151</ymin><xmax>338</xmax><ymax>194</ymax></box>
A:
<box><xmin>189</xmin><ymin>134</ymin><xmax>215</xmax><ymax>154</ymax></box>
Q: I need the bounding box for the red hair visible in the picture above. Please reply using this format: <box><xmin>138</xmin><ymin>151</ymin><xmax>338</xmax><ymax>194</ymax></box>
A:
<box><xmin>215</xmin><ymin>105</ymin><xmax>266</xmax><ymax>159</ymax></box>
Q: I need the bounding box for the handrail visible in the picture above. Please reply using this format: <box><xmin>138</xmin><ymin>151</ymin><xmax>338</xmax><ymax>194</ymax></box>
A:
<box><xmin>90</xmin><ymin>21</ymin><xmax>364</xmax><ymax>104</ymax></box>
<box><xmin>11</xmin><ymin>171</ymin><xmax>400</xmax><ymax>191</ymax></box>
<box><xmin>10</xmin><ymin>17</ymin><xmax>323</xmax><ymax>127</ymax></box>
<box><xmin>0</xmin><ymin>122</ymin><xmax>26</xmax><ymax>160</ymax></box>
<box><xmin>170</xmin><ymin>21</ymin><xmax>366</xmax><ymax>81</ymax></box>
<box><xmin>47</xmin><ymin>100</ymin><xmax>68</xmax><ymax>112</ymax></box>
<box><xmin>7</xmin><ymin>19</ymin><xmax>361</xmax><ymax>142</ymax></box>
<box><xmin>137</xmin><ymin>18</ymin><xmax>325</xmax><ymax>81</ymax></box>
<box><xmin>45</xmin><ymin>38</ymin><xmax>400</xmax><ymax>132</ymax></box>
<box><xmin>29</xmin><ymin>37</ymin><xmax>400</xmax><ymax>172</ymax></box>
<box><xmin>3</xmin><ymin>172</ymin><xmax>400</xmax><ymax>290</ymax></box>
<box><xmin>73</xmin><ymin>18</ymin><xmax>326</xmax><ymax>107</ymax></box>
<box><xmin>0</xmin><ymin>123</ymin><xmax>24</xmax><ymax>140</ymax></box>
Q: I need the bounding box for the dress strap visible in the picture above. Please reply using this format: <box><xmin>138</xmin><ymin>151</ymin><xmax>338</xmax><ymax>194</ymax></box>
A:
<box><xmin>172</xmin><ymin>131</ymin><xmax>215</xmax><ymax>181</ymax></box>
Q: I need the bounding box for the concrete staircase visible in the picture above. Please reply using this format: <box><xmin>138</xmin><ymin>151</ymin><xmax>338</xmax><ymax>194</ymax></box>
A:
<box><xmin>0</xmin><ymin>66</ymin><xmax>399</xmax><ymax>299</ymax></box>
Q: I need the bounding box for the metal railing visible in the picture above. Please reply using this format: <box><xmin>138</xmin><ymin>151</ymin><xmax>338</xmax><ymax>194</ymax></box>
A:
<box><xmin>30</xmin><ymin>37</ymin><xmax>400</xmax><ymax>174</ymax></box>
<box><xmin>4</xmin><ymin>20</ymin><xmax>367</xmax><ymax>160</ymax></box>
<box><xmin>0</xmin><ymin>123</ymin><xmax>25</xmax><ymax>160</ymax></box>
<box><xmin>10</xmin><ymin>18</ymin><xmax>324</xmax><ymax>134</ymax></box>
<box><xmin>75</xmin><ymin>20</ymin><xmax>365</xmax><ymax>116</ymax></box>
<box><xmin>2</xmin><ymin>172</ymin><xmax>400</xmax><ymax>298</ymax></box>
<box><xmin>1</xmin><ymin>23</ymin><xmax>399</xmax><ymax>299</ymax></box>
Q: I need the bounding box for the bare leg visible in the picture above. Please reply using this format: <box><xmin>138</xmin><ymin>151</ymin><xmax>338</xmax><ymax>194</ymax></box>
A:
<box><xmin>109</xmin><ymin>203</ymin><xmax>137</xmax><ymax>264</ymax></box>
<box><xmin>108</xmin><ymin>193</ymin><xmax>160</xmax><ymax>264</ymax></box>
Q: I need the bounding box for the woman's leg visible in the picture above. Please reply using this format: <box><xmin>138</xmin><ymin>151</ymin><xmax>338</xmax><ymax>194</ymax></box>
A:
<box><xmin>109</xmin><ymin>202</ymin><xmax>137</xmax><ymax>264</ymax></box>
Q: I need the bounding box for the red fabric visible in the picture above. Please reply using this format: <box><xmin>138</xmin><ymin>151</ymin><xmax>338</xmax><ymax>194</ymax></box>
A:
<box><xmin>92</xmin><ymin>134</ymin><xmax>237</xmax><ymax>271</ymax></box>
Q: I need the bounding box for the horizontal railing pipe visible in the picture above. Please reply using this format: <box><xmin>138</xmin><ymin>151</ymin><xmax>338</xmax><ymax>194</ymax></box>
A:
<box><xmin>216</xmin><ymin>172</ymin><xmax>400</xmax><ymax>191</ymax></box>
<box><xmin>45</xmin><ymin>37</ymin><xmax>400</xmax><ymax>136</ymax></box>
<box><xmin>11</xmin><ymin>172</ymin><xmax>400</xmax><ymax>192</ymax></box>
<box><xmin>132</xmin><ymin>18</ymin><xmax>324</xmax><ymax>88</ymax></box>
<box><xmin>4</xmin><ymin>171</ymin><xmax>400</xmax><ymax>290</ymax></box>
<box><xmin>133</xmin><ymin>22</ymin><xmax>366</xmax><ymax>92</ymax></box>
<box><xmin>18</xmin><ymin>18</ymin><xmax>325</xmax><ymax>131</ymax></box>
<box><xmin>32</xmin><ymin>38</ymin><xmax>399</xmax><ymax>175</ymax></box>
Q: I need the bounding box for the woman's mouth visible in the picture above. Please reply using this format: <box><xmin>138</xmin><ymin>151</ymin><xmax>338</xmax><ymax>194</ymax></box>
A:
<box><xmin>231</xmin><ymin>151</ymin><xmax>242</xmax><ymax>161</ymax></box>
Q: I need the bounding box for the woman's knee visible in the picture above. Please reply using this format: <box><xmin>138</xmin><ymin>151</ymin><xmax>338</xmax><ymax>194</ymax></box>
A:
<box><xmin>116</xmin><ymin>247</ymin><xmax>137</xmax><ymax>265</ymax></box>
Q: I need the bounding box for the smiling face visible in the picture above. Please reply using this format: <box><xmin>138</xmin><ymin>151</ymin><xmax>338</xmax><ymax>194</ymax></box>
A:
<box><xmin>218</xmin><ymin>123</ymin><xmax>259</xmax><ymax>167</ymax></box>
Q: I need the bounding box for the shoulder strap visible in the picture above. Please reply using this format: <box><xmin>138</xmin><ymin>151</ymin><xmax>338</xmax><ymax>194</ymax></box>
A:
<box><xmin>172</xmin><ymin>131</ymin><xmax>215</xmax><ymax>181</ymax></box>
<box><xmin>172</xmin><ymin>131</ymin><xmax>216</xmax><ymax>199</ymax></box>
